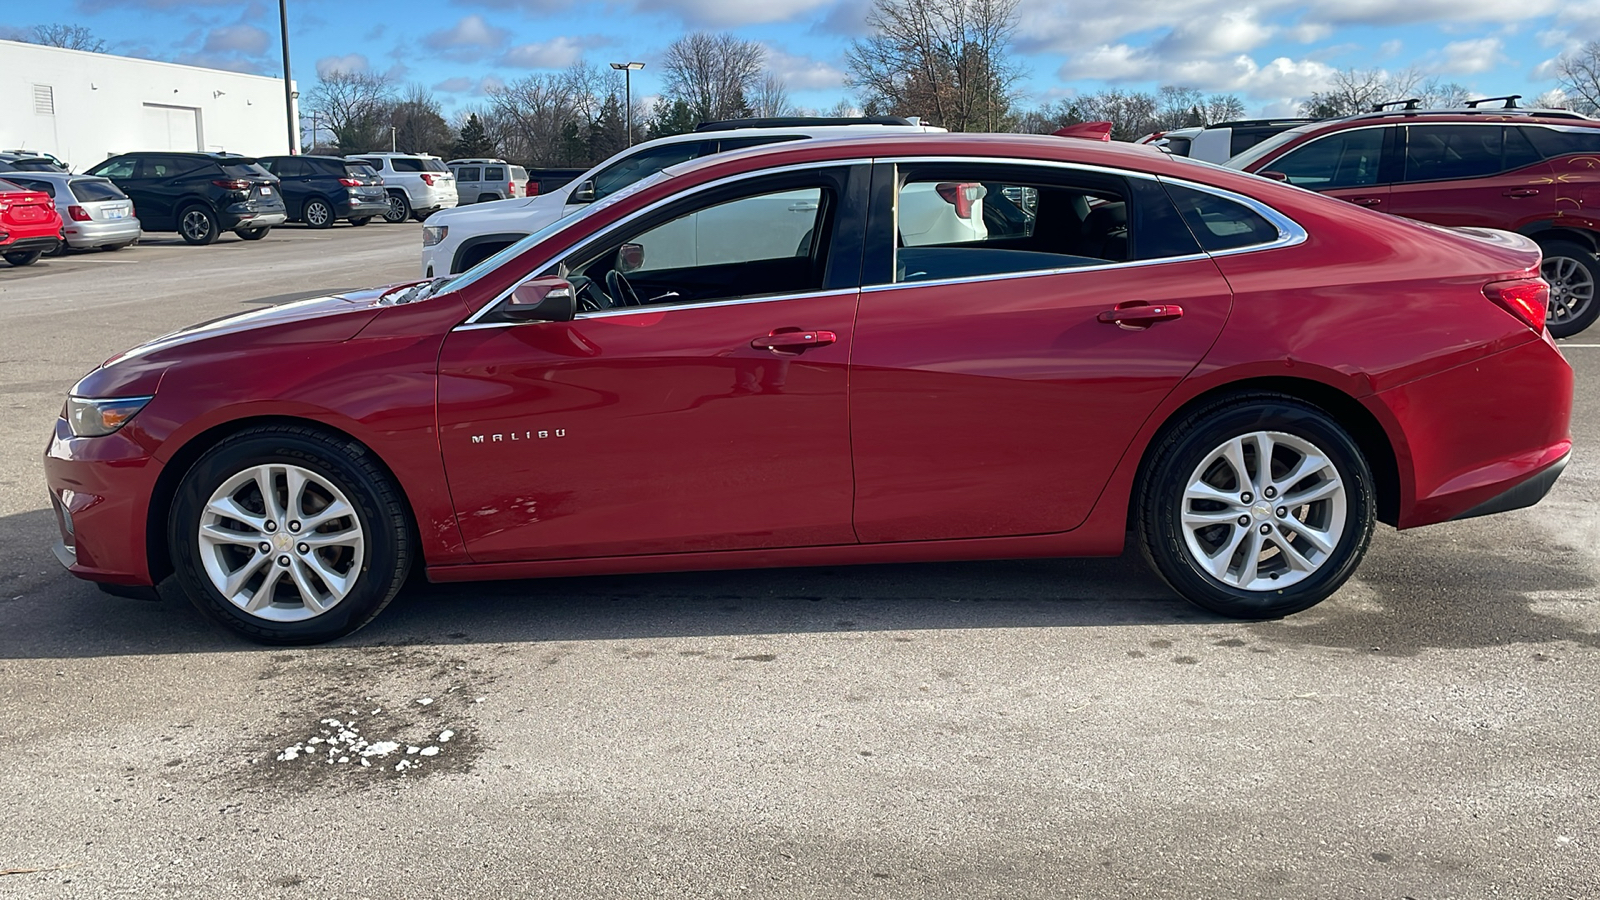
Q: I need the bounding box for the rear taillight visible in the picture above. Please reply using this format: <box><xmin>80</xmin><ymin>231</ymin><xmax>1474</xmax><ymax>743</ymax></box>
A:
<box><xmin>68</xmin><ymin>205</ymin><xmax>91</xmax><ymax>221</ymax></box>
<box><xmin>1484</xmin><ymin>278</ymin><xmax>1549</xmax><ymax>332</ymax></box>
<box><xmin>527</xmin><ymin>181</ymin><xmax>539</xmax><ymax>196</ymax></box>
<box><xmin>420</xmin><ymin>173</ymin><xmax>437</xmax><ymax>186</ymax></box>
<box><xmin>212</xmin><ymin>179</ymin><xmax>251</xmax><ymax>191</ymax></box>
<box><xmin>935</xmin><ymin>182</ymin><xmax>987</xmax><ymax>219</ymax></box>
<box><xmin>339</xmin><ymin>177</ymin><xmax>362</xmax><ymax>187</ymax></box>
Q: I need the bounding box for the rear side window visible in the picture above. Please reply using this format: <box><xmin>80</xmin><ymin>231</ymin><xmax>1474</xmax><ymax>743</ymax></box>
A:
<box><xmin>221</xmin><ymin>162</ymin><xmax>271</xmax><ymax>179</ymax></box>
<box><xmin>343</xmin><ymin>163</ymin><xmax>378</xmax><ymax>177</ymax></box>
<box><xmin>485</xmin><ymin>166</ymin><xmax>505</xmax><ymax>181</ymax></box>
<box><xmin>1163</xmin><ymin>183</ymin><xmax>1281</xmax><ymax>252</ymax></box>
<box><xmin>1521</xmin><ymin>126</ymin><xmax>1600</xmax><ymax>159</ymax></box>
<box><xmin>7</xmin><ymin>177</ymin><xmax>54</xmax><ymax>196</ymax></box>
<box><xmin>351</xmin><ymin>157</ymin><xmax>383</xmax><ymax>171</ymax></box>
<box><xmin>0</xmin><ymin>180</ymin><xmax>24</xmax><ymax>193</ymax></box>
<box><xmin>391</xmin><ymin>158</ymin><xmax>424</xmax><ymax>172</ymax></box>
<box><xmin>70</xmin><ymin>178</ymin><xmax>125</xmax><ymax>202</ymax></box>
<box><xmin>145</xmin><ymin>157</ymin><xmax>201</xmax><ymax>178</ymax></box>
<box><xmin>90</xmin><ymin>158</ymin><xmax>137</xmax><ymax>179</ymax></box>
<box><xmin>455</xmin><ymin>166</ymin><xmax>480</xmax><ymax>181</ymax></box>
<box><xmin>1163</xmin><ymin>137</ymin><xmax>1193</xmax><ymax>156</ymax></box>
<box><xmin>1268</xmin><ymin>129</ymin><xmax>1386</xmax><ymax>188</ymax></box>
<box><xmin>1403</xmin><ymin>125</ymin><xmax>1509</xmax><ymax>182</ymax></box>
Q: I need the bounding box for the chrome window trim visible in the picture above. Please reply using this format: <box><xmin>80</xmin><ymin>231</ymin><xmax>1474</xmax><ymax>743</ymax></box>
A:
<box><xmin>453</xmin><ymin>288</ymin><xmax>860</xmax><ymax>331</ymax></box>
<box><xmin>1155</xmin><ymin>175</ymin><xmax>1309</xmax><ymax>257</ymax></box>
<box><xmin>862</xmin><ymin>253</ymin><xmax>1214</xmax><ymax>294</ymax></box>
<box><xmin>458</xmin><ymin>157</ymin><xmax>875</xmax><ymax>327</ymax></box>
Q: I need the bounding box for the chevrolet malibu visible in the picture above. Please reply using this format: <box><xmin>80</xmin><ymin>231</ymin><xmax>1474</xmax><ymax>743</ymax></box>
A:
<box><xmin>44</xmin><ymin>134</ymin><xmax>1573</xmax><ymax>644</ymax></box>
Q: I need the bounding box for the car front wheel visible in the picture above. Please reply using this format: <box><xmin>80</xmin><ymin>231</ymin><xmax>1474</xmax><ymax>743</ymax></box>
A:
<box><xmin>169</xmin><ymin>426</ymin><xmax>413</xmax><ymax>644</ymax></box>
<box><xmin>235</xmin><ymin>227</ymin><xmax>270</xmax><ymax>241</ymax></box>
<box><xmin>1139</xmin><ymin>394</ymin><xmax>1374</xmax><ymax>619</ymax></box>
<box><xmin>383</xmin><ymin>192</ymin><xmax>411</xmax><ymax>224</ymax></box>
<box><xmin>1540</xmin><ymin>240</ymin><xmax>1600</xmax><ymax>338</ymax></box>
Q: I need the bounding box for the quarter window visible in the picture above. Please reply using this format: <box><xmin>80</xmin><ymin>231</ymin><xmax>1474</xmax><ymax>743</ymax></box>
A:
<box><xmin>484</xmin><ymin>166</ymin><xmax>505</xmax><ymax>181</ymax></box>
<box><xmin>455</xmin><ymin>166</ymin><xmax>480</xmax><ymax>182</ymax></box>
<box><xmin>1268</xmin><ymin>128</ymin><xmax>1387</xmax><ymax>189</ymax></box>
<box><xmin>1163</xmin><ymin>184</ymin><xmax>1281</xmax><ymax>252</ymax></box>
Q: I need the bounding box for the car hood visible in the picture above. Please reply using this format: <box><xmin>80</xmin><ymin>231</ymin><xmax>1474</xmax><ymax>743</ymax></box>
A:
<box><xmin>432</xmin><ymin>191</ymin><xmax>569</xmax><ymax>231</ymax></box>
<box><xmin>75</xmin><ymin>285</ymin><xmax>409</xmax><ymax>397</ymax></box>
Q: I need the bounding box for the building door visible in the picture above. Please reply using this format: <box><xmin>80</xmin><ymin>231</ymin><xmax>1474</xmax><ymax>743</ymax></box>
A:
<box><xmin>141</xmin><ymin>104</ymin><xmax>201</xmax><ymax>151</ymax></box>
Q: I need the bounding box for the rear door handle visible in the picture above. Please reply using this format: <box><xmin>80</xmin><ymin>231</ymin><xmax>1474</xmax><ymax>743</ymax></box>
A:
<box><xmin>751</xmin><ymin>329</ymin><xmax>837</xmax><ymax>351</ymax></box>
<box><xmin>1098</xmin><ymin>303</ymin><xmax>1183</xmax><ymax>327</ymax></box>
<box><xmin>1503</xmin><ymin>188</ymin><xmax>1540</xmax><ymax>198</ymax></box>
<box><xmin>1351</xmin><ymin>197</ymin><xmax>1384</xmax><ymax>207</ymax></box>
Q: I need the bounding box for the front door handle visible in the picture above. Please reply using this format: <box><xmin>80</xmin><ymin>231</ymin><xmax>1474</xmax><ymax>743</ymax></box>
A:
<box><xmin>1098</xmin><ymin>303</ymin><xmax>1184</xmax><ymax>328</ymax></box>
<box><xmin>1350</xmin><ymin>196</ymin><xmax>1384</xmax><ymax>207</ymax></box>
<box><xmin>751</xmin><ymin>329</ymin><xmax>837</xmax><ymax>352</ymax></box>
<box><xmin>1503</xmin><ymin>188</ymin><xmax>1540</xmax><ymax>198</ymax></box>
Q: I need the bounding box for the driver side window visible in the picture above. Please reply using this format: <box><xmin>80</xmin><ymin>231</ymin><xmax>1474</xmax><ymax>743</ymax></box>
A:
<box><xmin>563</xmin><ymin>180</ymin><xmax>837</xmax><ymax>313</ymax></box>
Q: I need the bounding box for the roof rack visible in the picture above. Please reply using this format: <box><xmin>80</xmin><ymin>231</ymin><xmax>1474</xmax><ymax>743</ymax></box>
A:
<box><xmin>1343</xmin><ymin>105</ymin><xmax>1592</xmax><ymax>123</ymax></box>
<box><xmin>1370</xmin><ymin>99</ymin><xmax>1422</xmax><ymax>112</ymax></box>
<box><xmin>1208</xmin><ymin>117</ymin><xmax>1318</xmax><ymax>128</ymax></box>
<box><xmin>1465</xmin><ymin>94</ymin><xmax>1521</xmax><ymax>109</ymax></box>
<box><xmin>694</xmin><ymin>116</ymin><xmax>917</xmax><ymax>132</ymax></box>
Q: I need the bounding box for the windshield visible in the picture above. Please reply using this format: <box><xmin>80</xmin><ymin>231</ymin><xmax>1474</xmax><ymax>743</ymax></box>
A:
<box><xmin>1224</xmin><ymin>125</ymin><xmax>1317</xmax><ymax>169</ymax></box>
<box><xmin>437</xmin><ymin>169</ymin><xmax>676</xmax><ymax>301</ymax></box>
<box><xmin>587</xmin><ymin>142</ymin><xmax>704</xmax><ymax>202</ymax></box>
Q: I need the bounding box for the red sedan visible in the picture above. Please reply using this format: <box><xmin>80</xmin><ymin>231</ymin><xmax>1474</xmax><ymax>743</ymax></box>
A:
<box><xmin>44</xmin><ymin>134</ymin><xmax>1573</xmax><ymax>643</ymax></box>
<box><xmin>1</xmin><ymin>178</ymin><xmax>63</xmax><ymax>266</ymax></box>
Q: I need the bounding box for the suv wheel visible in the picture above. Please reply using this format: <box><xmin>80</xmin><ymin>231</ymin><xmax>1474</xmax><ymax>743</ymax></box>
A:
<box><xmin>303</xmin><ymin>197</ymin><xmax>334</xmax><ymax>229</ymax></box>
<box><xmin>383</xmin><ymin>192</ymin><xmax>411</xmax><ymax>224</ymax></box>
<box><xmin>235</xmin><ymin>227</ymin><xmax>271</xmax><ymax>241</ymax></box>
<box><xmin>349</xmin><ymin>217</ymin><xmax>372</xmax><ymax>227</ymax></box>
<box><xmin>1539</xmin><ymin>240</ymin><xmax>1600</xmax><ymax>338</ymax></box>
<box><xmin>179</xmin><ymin>205</ymin><xmax>220</xmax><ymax>245</ymax></box>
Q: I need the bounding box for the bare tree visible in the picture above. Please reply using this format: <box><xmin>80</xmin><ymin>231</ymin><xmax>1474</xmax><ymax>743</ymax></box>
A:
<box><xmin>1300</xmin><ymin>67</ymin><xmax>1469</xmax><ymax>117</ymax></box>
<box><xmin>306</xmin><ymin>69</ymin><xmax>395</xmax><ymax>151</ymax></box>
<box><xmin>663</xmin><ymin>32</ymin><xmax>766</xmax><ymax>123</ymax></box>
<box><xmin>390</xmin><ymin>84</ymin><xmax>454</xmax><ymax>157</ymax></box>
<box><xmin>750</xmin><ymin>74</ymin><xmax>793</xmax><ymax>118</ymax></box>
<box><xmin>28</xmin><ymin>24</ymin><xmax>106</xmax><ymax>52</ymax></box>
<box><xmin>1554</xmin><ymin>43</ymin><xmax>1600</xmax><ymax>115</ymax></box>
<box><xmin>846</xmin><ymin>0</ymin><xmax>1022</xmax><ymax>132</ymax></box>
<box><xmin>486</xmin><ymin>65</ymin><xmax>594</xmax><ymax>166</ymax></box>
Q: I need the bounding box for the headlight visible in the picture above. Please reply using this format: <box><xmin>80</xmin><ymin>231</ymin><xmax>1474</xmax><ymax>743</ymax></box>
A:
<box><xmin>422</xmin><ymin>225</ymin><xmax>448</xmax><ymax>247</ymax></box>
<box><xmin>65</xmin><ymin>395</ymin><xmax>152</xmax><ymax>437</ymax></box>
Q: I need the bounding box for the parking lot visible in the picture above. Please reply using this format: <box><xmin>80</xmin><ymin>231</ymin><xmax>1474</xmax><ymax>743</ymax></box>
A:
<box><xmin>1</xmin><ymin>224</ymin><xmax>1597</xmax><ymax>897</ymax></box>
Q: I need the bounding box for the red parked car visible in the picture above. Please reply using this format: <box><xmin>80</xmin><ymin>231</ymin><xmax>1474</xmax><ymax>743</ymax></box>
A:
<box><xmin>1227</xmin><ymin>101</ymin><xmax>1600</xmax><ymax>336</ymax></box>
<box><xmin>0</xmin><ymin>178</ymin><xmax>63</xmax><ymax>266</ymax></box>
<box><xmin>44</xmin><ymin>134</ymin><xmax>1573</xmax><ymax>644</ymax></box>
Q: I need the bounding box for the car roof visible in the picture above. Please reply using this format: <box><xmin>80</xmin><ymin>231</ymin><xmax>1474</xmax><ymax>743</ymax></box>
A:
<box><xmin>351</xmin><ymin>152</ymin><xmax>441</xmax><ymax>158</ymax></box>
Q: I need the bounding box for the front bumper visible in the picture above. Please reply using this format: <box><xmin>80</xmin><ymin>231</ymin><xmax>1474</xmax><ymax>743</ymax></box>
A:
<box><xmin>63</xmin><ymin>218</ymin><xmax>142</xmax><ymax>249</ymax></box>
<box><xmin>43</xmin><ymin>416</ymin><xmax>160</xmax><ymax>585</ymax></box>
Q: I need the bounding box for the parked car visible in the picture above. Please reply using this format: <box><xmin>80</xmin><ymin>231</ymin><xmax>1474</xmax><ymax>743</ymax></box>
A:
<box><xmin>446</xmin><ymin>158</ymin><xmax>530</xmax><ymax>205</ymax></box>
<box><xmin>84</xmin><ymin>152</ymin><xmax>285</xmax><ymax>245</ymax></box>
<box><xmin>345</xmin><ymin>152</ymin><xmax>457</xmax><ymax>223</ymax></box>
<box><xmin>1136</xmin><ymin>119</ymin><xmax>1317</xmax><ymax>163</ymax></box>
<box><xmin>0</xmin><ymin>178</ymin><xmax>63</xmax><ymax>266</ymax></box>
<box><xmin>525</xmin><ymin>167</ymin><xmax>586</xmax><ymax>196</ymax></box>
<box><xmin>2</xmin><ymin>150</ymin><xmax>70</xmax><ymax>170</ymax></box>
<box><xmin>1226</xmin><ymin>101</ymin><xmax>1600</xmax><ymax>336</ymax></box>
<box><xmin>0</xmin><ymin>153</ymin><xmax>69</xmax><ymax>174</ymax></box>
<box><xmin>421</xmin><ymin>116</ymin><xmax>948</xmax><ymax>277</ymax></box>
<box><xmin>255</xmin><ymin>155</ymin><xmax>388</xmax><ymax>228</ymax></box>
<box><xmin>1</xmin><ymin>172</ymin><xmax>140</xmax><ymax>252</ymax></box>
<box><xmin>46</xmin><ymin>133</ymin><xmax>1572</xmax><ymax>643</ymax></box>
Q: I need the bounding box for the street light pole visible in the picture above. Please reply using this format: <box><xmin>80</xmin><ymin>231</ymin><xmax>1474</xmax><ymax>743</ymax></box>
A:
<box><xmin>278</xmin><ymin>0</ymin><xmax>296</xmax><ymax>153</ymax></box>
<box><xmin>610</xmin><ymin>61</ymin><xmax>645</xmax><ymax>146</ymax></box>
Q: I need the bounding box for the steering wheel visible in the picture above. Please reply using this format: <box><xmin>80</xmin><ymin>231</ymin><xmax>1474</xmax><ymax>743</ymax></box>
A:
<box><xmin>569</xmin><ymin>275</ymin><xmax>612</xmax><ymax>313</ymax></box>
<box><xmin>606</xmin><ymin>269</ymin><xmax>642</xmax><ymax>307</ymax></box>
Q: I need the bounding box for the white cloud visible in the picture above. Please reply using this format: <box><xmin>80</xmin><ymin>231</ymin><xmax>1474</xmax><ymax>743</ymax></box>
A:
<box><xmin>1156</xmin><ymin>10</ymin><xmax>1277</xmax><ymax>56</ymax></box>
<box><xmin>1424</xmin><ymin>37</ymin><xmax>1507</xmax><ymax>75</ymax></box>
<box><xmin>763</xmin><ymin>47</ymin><xmax>848</xmax><ymax>91</ymax></box>
<box><xmin>499</xmin><ymin>36</ymin><xmax>587</xmax><ymax>69</ymax></box>
<box><xmin>1058</xmin><ymin>46</ymin><xmax>1336</xmax><ymax>104</ymax></box>
<box><xmin>423</xmin><ymin>15</ymin><xmax>509</xmax><ymax>53</ymax></box>
<box><xmin>316</xmin><ymin>53</ymin><xmax>369</xmax><ymax>76</ymax></box>
<box><xmin>1378</xmin><ymin>39</ymin><xmax>1404</xmax><ymax>58</ymax></box>
<box><xmin>200</xmin><ymin>24</ymin><xmax>269</xmax><ymax>55</ymax></box>
<box><xmin>434</xmin><ymin>76</ymin><xmax>476</xmax><ymax>93</ymax></box>
<box><xmin>630</xmin><ymin>0</ymin><xmax>835</xmax><ymax>27</ymax></box>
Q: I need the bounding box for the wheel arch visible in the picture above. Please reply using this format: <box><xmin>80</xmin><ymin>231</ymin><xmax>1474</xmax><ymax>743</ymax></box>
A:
<box><xmin>1516</xmin><ymin>222</ymin><xmax>1598</xmax><ymax>253</ymax></box>
<box><xmin>452</xmin><ymin>232</ymin><xmax>526</xmax><ymax>275</ymax></box>
<box><xmin>1129</xmin><ymin>376</ymin><xmax>1402</xmax><ymax>528</ymax></box>
<box><xmin>145</xmin><ymin>415</ymin><xmax>420</xmax><ymax>584</ymax></box>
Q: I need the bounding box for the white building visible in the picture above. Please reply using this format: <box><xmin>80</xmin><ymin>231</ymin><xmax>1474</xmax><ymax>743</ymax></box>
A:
<box><xmin>0</xmin><ymin>39</ymin><xmax>298</xmax><ymax>168</ymax></box>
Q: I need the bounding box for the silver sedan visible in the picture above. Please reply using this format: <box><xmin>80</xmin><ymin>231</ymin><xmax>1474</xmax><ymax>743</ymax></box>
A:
<box><xmin>1</xmin><ymin>171</ymin><xmax>141</xmax><ymax>252</ymax></box>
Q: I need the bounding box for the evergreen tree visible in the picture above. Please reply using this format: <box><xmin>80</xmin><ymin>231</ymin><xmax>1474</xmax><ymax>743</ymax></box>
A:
<box><xmin>588</xmin><ymin>94</ymin><xmax>628</xmax><ymax>164</ymax></box>
<box><xmin>451</xmin><ymin>113</ymin><xmax>499</xmax><ymax>159</ymax></box>
<box><xmin>647</xmin><ymin>99</ymin><xmax>698</xmax><ymax>140</ymax></box>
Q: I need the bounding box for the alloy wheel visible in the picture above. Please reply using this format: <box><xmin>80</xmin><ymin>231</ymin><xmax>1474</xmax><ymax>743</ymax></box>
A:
<box><xmin>182</xmin><ymin>209</ymin><xmax>212</xmax><ymax>243</ymax></box>
<box><xmin>1542</xmin><ymin>254</ymin><xmax>1595</xmax><ymax>329</ymax></box>
<box><xmin>306</xmin><ymin>200</ymin><xmax>331</xmax><ymax>227</ymax></box>
<box><xmin>1180</xmin><ymin>430</ymin><xmax>1347</xmax><ymax>592</ymax></box>
<box><xmin>197</xmin><ymin>463</ymin><xmax>365</xmax><ymax>622</ymax></box>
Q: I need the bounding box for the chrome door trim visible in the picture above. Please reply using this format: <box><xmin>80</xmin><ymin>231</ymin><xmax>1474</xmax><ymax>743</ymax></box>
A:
<box><xmin>452</xmin><ymin>288</ymin><xmax>860</xmax><ymax>332</ymax></box>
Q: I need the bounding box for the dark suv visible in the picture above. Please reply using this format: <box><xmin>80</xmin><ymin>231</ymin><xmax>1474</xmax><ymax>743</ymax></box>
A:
<box><xmin>1228</xmin><ymin>101</ymin><xmax>1600</xmax><ymax>336</ymax></box>
<box><xmin>256</xmin><ymin>155</ymin><xmax>388</xmax><ymax>228</ymax></box>
<box><xmin>85</xmin><ymin>152</ymin><xmax>286</xmax><ymax>245</ymax></box>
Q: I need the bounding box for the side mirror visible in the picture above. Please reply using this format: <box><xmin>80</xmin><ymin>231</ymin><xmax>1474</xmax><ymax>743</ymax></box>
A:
<box><xmin>1259</xmin><ymin>171</ymin><xmax>1289</xmax><ymax>183</ymax></box>
<box><xmin>504</xmin><ymin>277</ymin><xmax>576</xmax><ymax>322</ymax></box>
<box><xmin>570</xmin><ymin>180</ymin><xmax>596</xmax><ymax>203</ymax></box>
<box><xmin>617</xmin><ymin>242</ymin><xmax>644</xmax><ymax>273</ymax></box>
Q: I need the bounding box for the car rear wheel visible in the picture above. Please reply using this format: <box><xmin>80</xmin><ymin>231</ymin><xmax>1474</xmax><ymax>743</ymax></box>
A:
<box><xmin>1138</xmin><ymin>394</ymin><xmax>1374</xmax><ymax>619</ymax></box>
<box><xmin>349</xmin><ymin>216</ymin><xmax>372</xmax><ymax>227</ymax></box>
<box><xmin>1539</xmin><ymin>240</ymin><xmax>1600</xmax><ymax>338</ymax></box>
<box><xmin>101</xmin><ymin>242</ymin><xmax>133</xmax><ymax>252</ymax></box>
<box><xmin>235</xmin><ymin>227</ymin><xmax>270</xmax><ymax>241</ymax></box>
<box><xmin>383</xmin><ymin>192</ymin><xmax>411</xmax><ymax>224</ymax></box>
<box><xmin>169</xmin><ymin>426</ymin><xmax>412</xmax><ymax>644</ymax></box>
<box><xmin>179</xmin><ymin>205</ymin><xmax>219</xmax><ymax>245</ymax></box>
<box><xmin>3</xmin><ymin>249</ymin><xmax>43</xmax><ymax>267</ymax></box>
<box><xmin>303</xmin><ymin>197</ymin><xmax>334</xmax><ymax>229</ymax></box>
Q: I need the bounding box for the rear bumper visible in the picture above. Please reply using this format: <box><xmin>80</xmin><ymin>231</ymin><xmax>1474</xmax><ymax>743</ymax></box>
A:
<box><xmin>337</xmin><ymin>194</ymin><xmax>389</xmax><ymax>218</ymax></box>
<box><xmin>63</xmin><ymin>218</ymin><xmax>141</xmax><ymax>248</ymax></box>
<box><xmin>3</xmin><ymin>234</ymin><xmax>62</xmax><ymax>254</ymax></box>
<box><xmin>221</xmin><ymin>201</ymin><xmax>288</xmax><ymax>230</ymax></box>
<box><xmin>1452</xmin><ymin>452</ymin><xmax>1568</xmax><ymax>520</ymax></box>
<box><xmin>411</xmin><ymin>186</ymin><xmax>458</xmax><ymax>212</ymax></box>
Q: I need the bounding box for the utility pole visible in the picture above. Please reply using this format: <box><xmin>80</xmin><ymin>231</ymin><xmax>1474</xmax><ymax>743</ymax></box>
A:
<box><xmin>390</xmin><ymin>124</ymin><xmax>397</xmax><ymax>152</ymax></box>
<box><xmin>278</xmin><ymin>0</ymin><xmax>295</xmax><ymax>154</ymax></box>
<box><xmin>610</xmin><ymin>61</ymin><xmax>645</xmax><ymax>146</ymax></box>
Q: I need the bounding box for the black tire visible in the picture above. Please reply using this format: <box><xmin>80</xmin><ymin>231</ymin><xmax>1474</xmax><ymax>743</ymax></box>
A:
<box><xmin>302</xmin><ymin>197</ymin><xmax>335</xmax><ymax>229</ymax></box>
<box><xmin>349</xmin><ymin>216</ymin><xmax>372</xmax><ymax>227</ymax></box>
<box><xmin>46</xmin><ymin>236</ymin><xmax>68</xmax><ymax>257</ymax></box>
<box><xmin>168</xmin><ymin>426</ymin><xmax>413</xmax><ymax>644</ymax></box>
<box><xmin>1138</xmin><ymin>393</ymin><xmax>1375</xmax><ymax>619</ymax></box>
<box><xmin>1539</xmin><ymin>240</ymin><xmax>1600</xmax><ymax>338</ymax></box>
<box><xmin>101</xmin><ymin>242</ymin><xmax>133</xmax><ymax>252</ymax></box>
<box><xmin>410</xmin><ymin>209</ymin><xmax>432</xmax><ymax>222</ymax></box>
<box><xmin>476</xmin><ymin>194</ymin><xmax>498</xmax><ymax>204</ymax></box>
<box><xmin>3</xmin><ymin>249</ymin><xmax>43</xmax><ymax>267</ymax></box>
<box><xmin>235</xmin><ymin>227</ymin><xmax>271</xmax><ymax>241</ymax></box>
<box><xmin>383</xmin><ymin>192</ymin><xmax>411</xmax><ymax>224</ymax></box>
<box><xmin>178</xmin><ymin>204</ymin><xmax>220</xmax><ymax>245</ymax></box>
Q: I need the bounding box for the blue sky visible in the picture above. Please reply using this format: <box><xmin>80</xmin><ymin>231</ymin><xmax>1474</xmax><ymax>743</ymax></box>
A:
<box><xmin>6</xmin><ymin>0</ymin><xmax>1596</xmax><ymax>119</ymax></box>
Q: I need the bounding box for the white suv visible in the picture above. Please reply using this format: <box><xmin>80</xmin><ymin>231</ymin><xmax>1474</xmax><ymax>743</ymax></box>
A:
<box><xmin>420</xmin><ymin>117</ymin><xmax>945</xmax><ymax>277</ymax></box>
<box><xmin>347</xmin><ymin>152</ymin><xmax>458</xmax><ymax>223</ymax></box>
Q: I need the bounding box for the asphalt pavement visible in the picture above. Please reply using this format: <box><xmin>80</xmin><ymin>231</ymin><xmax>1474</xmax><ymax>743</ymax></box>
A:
<box><xmin>0</xmin><ymin>224</ymin><xmax>1596</xmax><ymax>899</ymax></box>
